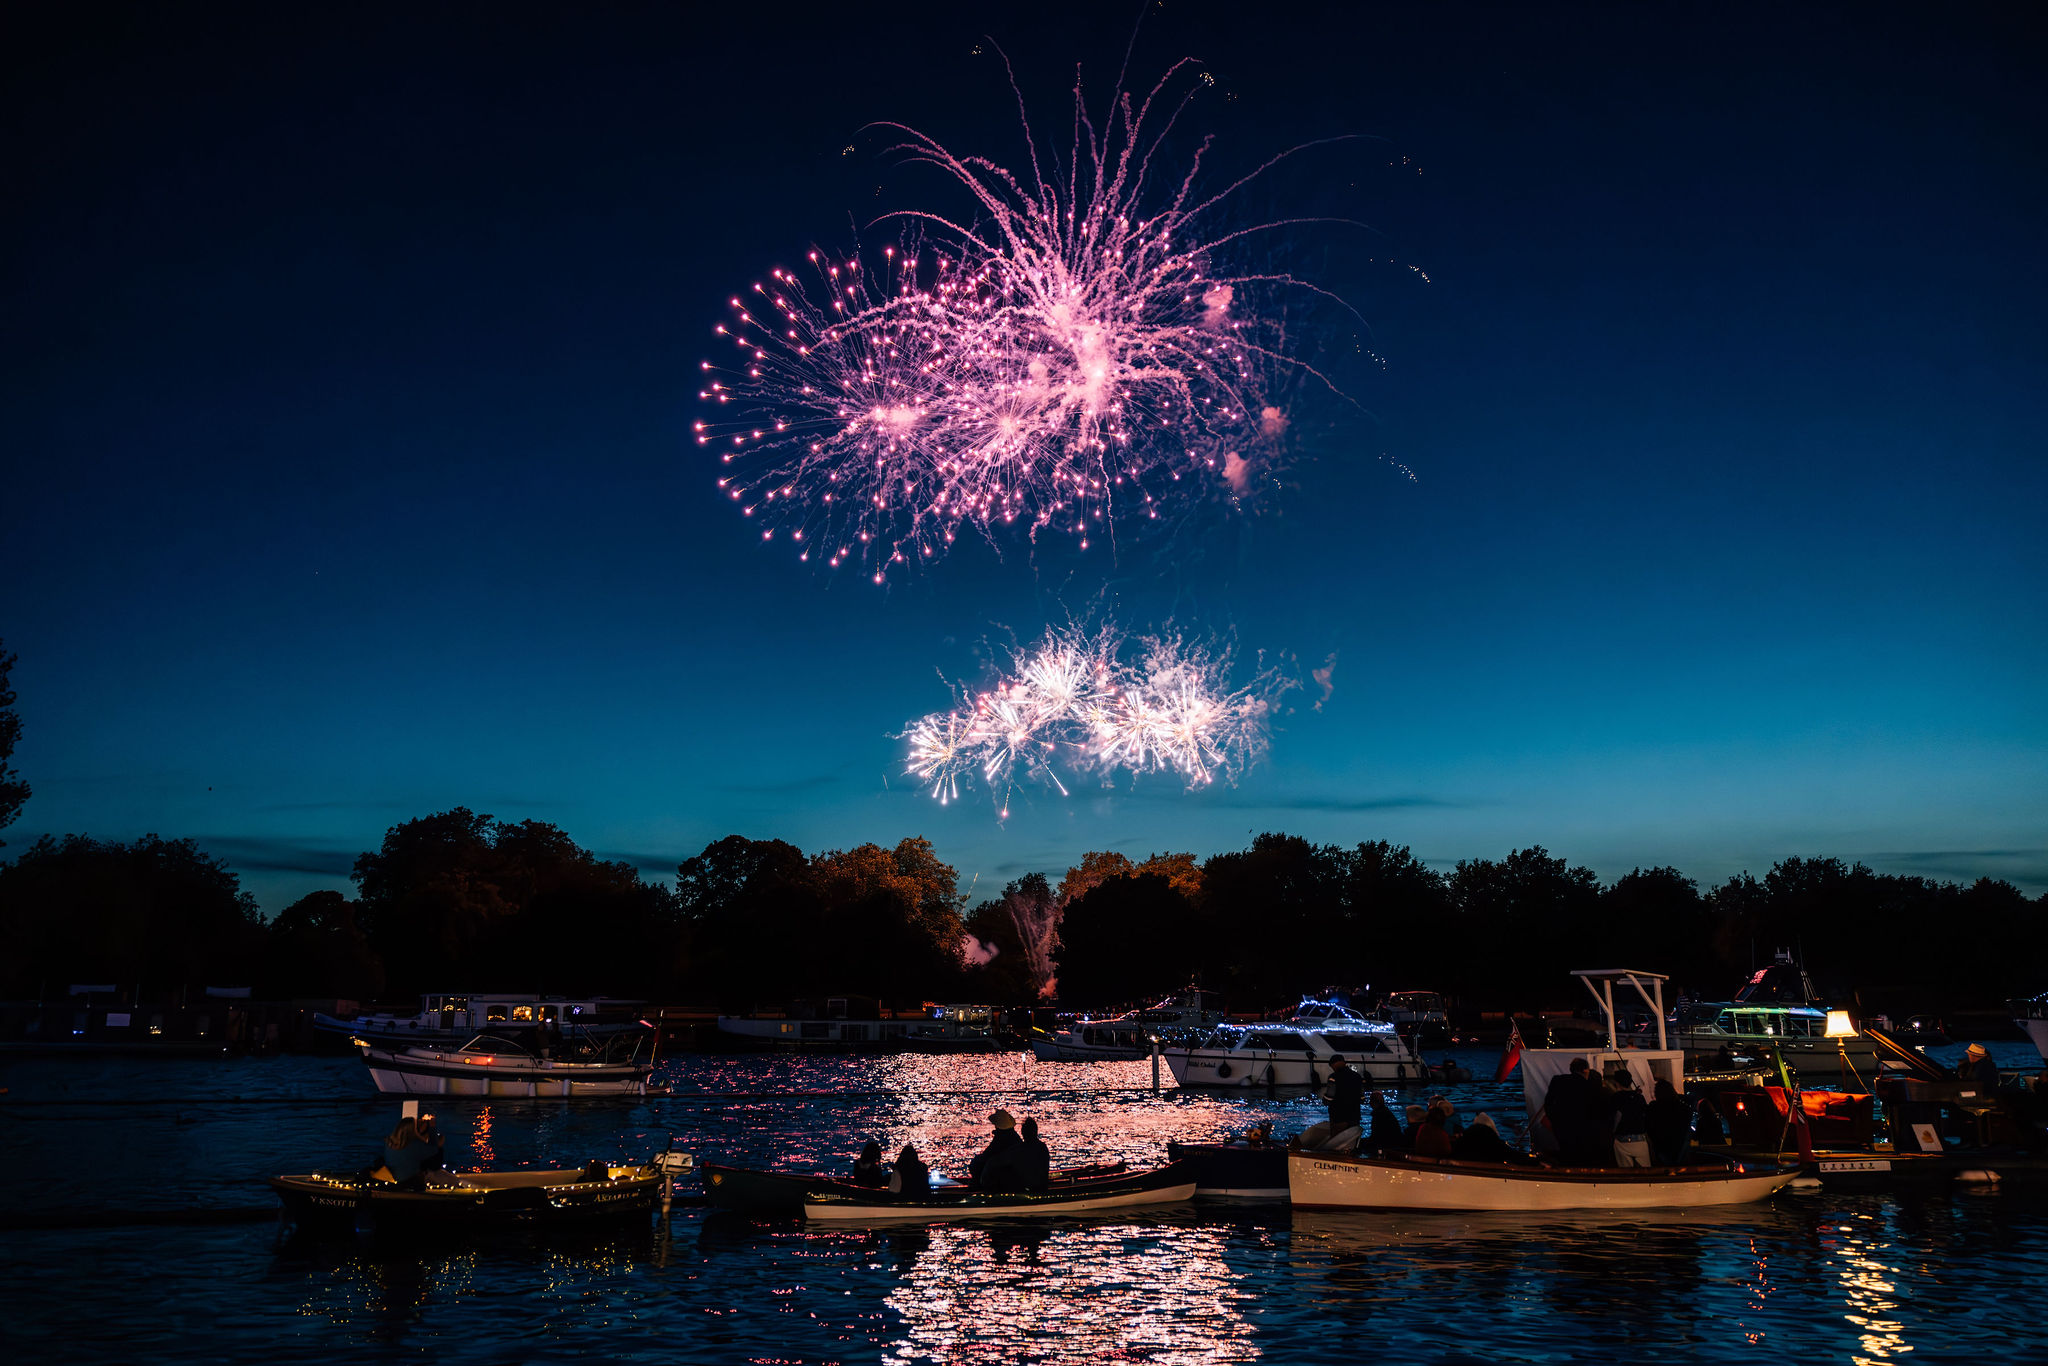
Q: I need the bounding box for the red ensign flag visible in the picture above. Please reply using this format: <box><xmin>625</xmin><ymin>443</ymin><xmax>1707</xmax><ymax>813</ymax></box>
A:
<box><xmin>1495</xmin><ymin>1018</ymin><xmax>1525</xmax><ymax>1083</ymax></box>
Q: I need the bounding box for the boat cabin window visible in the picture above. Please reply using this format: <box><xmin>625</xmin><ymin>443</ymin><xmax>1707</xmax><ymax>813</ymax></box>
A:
<box><xmin>1247</xmin><ymin>1032</ymin><xmax>1311</xmax><ymax>1052</ymax></box>
<box><xmin>485</xmin><ymin>1004</ymin><xmax>509</xmax><ymax>1022</ymax></box>
<box><xmin>1323</xmin><ymin>1033</ymin><xmax>1388</xmax><ymax>1054</ymax></box>
<box><xmin>512</xmin><ymin>1005</ymin><xmax>535</xmax><ymax>1022</ymax></box>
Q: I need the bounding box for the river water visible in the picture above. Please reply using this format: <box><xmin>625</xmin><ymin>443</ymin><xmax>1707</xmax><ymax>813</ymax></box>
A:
<box><xmin>2</xmin><ymin>1043</ymin><xmax>2041</xmax><ymax>1364</ymax></box>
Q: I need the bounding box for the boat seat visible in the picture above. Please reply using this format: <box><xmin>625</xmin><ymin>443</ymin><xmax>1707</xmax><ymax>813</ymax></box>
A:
<box><xmin>1297</xmin><ymin>1122</ymin><xmax>1363</xmax><ymax>1152</ymax></box>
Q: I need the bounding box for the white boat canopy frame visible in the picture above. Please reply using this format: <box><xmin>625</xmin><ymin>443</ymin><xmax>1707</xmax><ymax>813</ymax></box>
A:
<box><xmin>1570</xmin><ymin>969</ymin><xmax>1669</xmax><ymax>1051</ymax></box>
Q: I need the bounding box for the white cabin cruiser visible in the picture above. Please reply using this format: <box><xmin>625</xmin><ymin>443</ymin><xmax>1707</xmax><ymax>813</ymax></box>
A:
<box><xmin>358</xmin><ymin>1029</ymin><xmax>656</xmax><ymax>1098</ymax></box>
<box><xmin>1029</xmin><ymin>991</ymin><xmax>1227</xmax><ymax>1061</ymax></box>
<box><xmin>1165</xmin><ymin>1000</ymin><xmax>1427</xmax><ymax>1087</ymax></box>
<box><xmin>1623</xmin><ymin>954</ymin><xmax>1879</xmax><ymax>1076</ymax></box>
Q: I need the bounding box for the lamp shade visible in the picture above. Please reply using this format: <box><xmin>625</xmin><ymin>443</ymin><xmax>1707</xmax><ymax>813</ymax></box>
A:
<box><xmin>1824</xmin><ymin>1009</ymin><xmax>1857</xmax><ymax>1039</ymax></box>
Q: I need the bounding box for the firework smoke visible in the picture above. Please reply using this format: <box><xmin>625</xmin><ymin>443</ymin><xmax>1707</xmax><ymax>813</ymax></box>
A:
<box><xmin>697</xmin><ymin>58</ymin><xmax>1361</xmax><ymax>582</ymax></box>
<box><xmin>903</xmin><ymin>622</ymin><xmax>1293</xmax><ymax>813</ymax></box>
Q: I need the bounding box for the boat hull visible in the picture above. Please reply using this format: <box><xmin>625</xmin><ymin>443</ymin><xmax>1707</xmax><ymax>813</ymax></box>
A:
<box><xmin>1166</xmin><ymin>1142</ymin><xmax>1289</xmax><ymax>1198</ymax></box>
<box><xmin>360</xmin><ymin>1045</ymin><xmax>651</xmax><ymax>1097</ymax></box>
<box><xmin>1288</xmin><ymin>1150</ymin><xmax>1797</xmax><ymax>1212</ymax></box>
<box><xmin>704</xmin><ymin>1160</ymin><xmax>1130</xmax><ymax>1214</ymax></box>
<box><xmin>803</xmin><ymin>1164</ymin><xmax>1196</xmax><ymax>1221</ymax></box>
<box><xmin>1166</xmin><ymin>1051</ymin><xmax>1422</xmax><ymax>1087</ymax></box>
<box><xmin>2018</xmin><ymin>1016</ymin><xmax>2048</xmax><ymax>1063</ymax></box>
<box><xmin>271</xmin><ymin>1166</ymin><xmax>663</xmax><ymax>1232</ymax></box>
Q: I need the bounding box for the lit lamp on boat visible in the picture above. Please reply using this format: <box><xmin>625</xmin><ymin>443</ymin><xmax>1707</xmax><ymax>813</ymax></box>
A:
<box><xmin>1825</xmin><ymin>1009</ymin><xmax>1862</xmax><ymax>1089</ymax></box>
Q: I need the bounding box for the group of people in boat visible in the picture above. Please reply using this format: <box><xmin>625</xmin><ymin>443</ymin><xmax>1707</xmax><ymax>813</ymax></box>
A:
<box><xmin>846</xmin><ymin>1109</ymin><xmax>1054</xmax><ymax>1198</ymax></box>
<box><xmin>1540</xmin><ymin>1058</ymin><xmax>1709</xmax><ymax>1167</ymax></box>
<box><xmin>1303</xmin><ymin>1053</ymin><xmax>1535</xmax><ymax>1162</ymax></box>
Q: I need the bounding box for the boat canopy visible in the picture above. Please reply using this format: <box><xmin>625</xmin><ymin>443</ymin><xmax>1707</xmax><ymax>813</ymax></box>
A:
<box><xmin>1570</xmin><ymin>969</ymin><xmax>1670</xmax><ymax>1051</ymax></box>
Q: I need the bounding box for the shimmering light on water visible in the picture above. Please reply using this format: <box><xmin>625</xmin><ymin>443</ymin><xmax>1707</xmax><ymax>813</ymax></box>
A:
<box><xmin>0</xmin><ymin>1047</ymin><xmax>2042</xmax><ymax>1364</ymax></box>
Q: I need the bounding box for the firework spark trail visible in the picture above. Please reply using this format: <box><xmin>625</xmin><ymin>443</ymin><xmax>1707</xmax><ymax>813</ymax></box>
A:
<box><xmin>903</xmin><ymin>623</ymin><xmax>1293</xmax><ymax>813</ymax></box>
<box><xmin>697</xmin><ymin>58</ymin><xmax>1367</xmax><ymax>582</ymax></box>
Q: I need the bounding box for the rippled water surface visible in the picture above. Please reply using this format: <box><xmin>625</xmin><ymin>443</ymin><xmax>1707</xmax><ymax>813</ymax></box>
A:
<box><xmin>3</xmin><ymin>1044</ymin><xmax>2043</xmax><ymax>1364</ymax></box>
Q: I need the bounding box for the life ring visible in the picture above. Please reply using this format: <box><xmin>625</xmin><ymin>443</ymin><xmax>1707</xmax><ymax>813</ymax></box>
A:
<box><xmin>1217</xmin><ymin>1061</ymin><xmax>1233</xmax><ymax>1079</ymax></box>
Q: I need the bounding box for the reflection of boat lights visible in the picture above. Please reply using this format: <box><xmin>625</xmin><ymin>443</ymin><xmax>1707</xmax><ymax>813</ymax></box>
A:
<box><xmin>883</xmin><ymin>1222</ymin><xmax>1256</xmax><ymax>1364</ymax></box>
<box><xmin>1832</xmin><ymin>1219</ymin><xmax>1913</xmax><ymax>1364</ymax></box>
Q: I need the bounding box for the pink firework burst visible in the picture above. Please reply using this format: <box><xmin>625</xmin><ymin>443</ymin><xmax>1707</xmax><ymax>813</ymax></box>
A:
<box><xmin>698</xmin><ymin>56</ymin><xmax>1364</xmax><ymax>582</ymax></box>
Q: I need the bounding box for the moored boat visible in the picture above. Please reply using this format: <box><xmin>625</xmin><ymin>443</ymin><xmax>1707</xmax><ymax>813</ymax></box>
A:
<box><xmin>1626</xmin><ymin>953</ymin><xmax>1881</xmax><ymax>1077</ymax></box>
<box><xmin>801</xmin><ymin>1161</ymin><xmax>1197</xmax><ymax>1221</ymax></box>
<box><xmin>1028</xmin><ymin>990</ymin><xmax>1227</xmax><ymax>1061</ymax></box>
<box><xmin>1164</xmin><ymin>1000</ymin><xmax>1428</xmax><ymax>1087</ymax></box>
<box><xmin>271</xmin><ymin>1161</ymin><xmax>671</xmax><ymax>1231</ymax></box>
<box><xmin>315</xmin><ymin>993</ymin><xmax>625</xmax><ymax>1046</ymax></box>
<box><xmin>1287</xmin><ymin>1150</ymin><xmax>1798</xmax><ymax>1211</ymax></box>
<box><xmin>358</xmin><ymin>1029</ymin><xmax>656</xmax><ymax>1097</ymax></box>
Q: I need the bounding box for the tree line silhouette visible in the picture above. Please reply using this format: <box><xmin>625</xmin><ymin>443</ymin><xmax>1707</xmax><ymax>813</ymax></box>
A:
<box><xmin>1</xmin><ymin>812</ymin><xmax>2041</xmax><ymax>1016</ymax></box>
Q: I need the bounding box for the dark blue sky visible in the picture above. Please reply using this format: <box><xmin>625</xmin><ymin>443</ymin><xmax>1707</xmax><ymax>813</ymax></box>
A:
<box><xmin>6</xmin><ymin>3</ymin><xmax>2044</xmax><ymax>911</ymax></box>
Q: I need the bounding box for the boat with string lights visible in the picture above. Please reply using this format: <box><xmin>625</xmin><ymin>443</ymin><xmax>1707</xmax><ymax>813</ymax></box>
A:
<box><xmin>1163</xmin><ymin>998</ymin><xmax>1429</xmax><ymax>1087</ymax></box>
<box><xmin>1027</xmin><ymin>989</ymin><xmax>1228</xmax><ymax>1061</ymax></box>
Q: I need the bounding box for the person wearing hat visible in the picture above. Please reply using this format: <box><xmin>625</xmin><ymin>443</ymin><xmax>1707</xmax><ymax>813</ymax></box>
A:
<box><xmin>1964</xmin><ymin>1043</ymin><xmax>2000</xmax><ymax>1092</ymax></box>
<box><xmin>970</xmin><ymin>1109</ymin><xmax>1029</xmax><ymax>1192</ymax></box>
<box><xmin>1452</xmin><ymin>1111</ymin><xmax>1514</xmax><ymax>1163</ymax></box>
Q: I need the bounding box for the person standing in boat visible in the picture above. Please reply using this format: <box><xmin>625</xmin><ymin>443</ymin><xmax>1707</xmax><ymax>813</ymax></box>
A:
<box><xmin>1324</xmin><ymin>1054</ymin><xmax>1365</xmax><ymax>1143</ymax></box>
<box><xmin>1543</xmin><ymin>1059</ymin><xmax>1590</xmax><ymax>1162</ymax></box>
<box><xmin>852</xmin><ymin>1140</ymin><xmax>889</xmax><ymax>1187</ymax></box>
<box><xmin>1018</xmin><ymin>1117</ymin><xmax>1052</xmax><ymax>1192</ymax></box>
<box><xmin>970</xmin><ymin>1110</ymin><xmax>1029</xmax><ymax>1192</ymax></box>
<box><xmin>1964</xmin><ymin>1043</ymin><xmax>2000</xmax><ymax>1092</ymax></box>
<box><xmin>1647</xmin><ymin>1079</ymin><xmax>1692</xmax><ymax>1166</ymax></box>
<box><xmin>1609</xmin><ymin>1075</ymin><xmax>1653</xmax><ymax>1167</ymax></box>
<box><xmin>889</xmin><ymin>1144</ymin><xmax>930</xmax><ymax>1197</ymax></box>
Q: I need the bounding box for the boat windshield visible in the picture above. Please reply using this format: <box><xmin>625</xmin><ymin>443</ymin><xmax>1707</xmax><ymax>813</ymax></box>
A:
<box><xmin>1321</xmin><ymin>1032</ymin><xmax>1395</xmax><ymax>1054</ymax></box>
<box><xmin>1244</xmin><ymin>1031</ymin><xmax>1312</xmax><ymax>1052</ymax></box>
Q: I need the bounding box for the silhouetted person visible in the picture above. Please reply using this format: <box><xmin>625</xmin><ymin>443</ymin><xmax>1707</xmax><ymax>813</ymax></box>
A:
<box><xmin>1964</xmin><ymin>1044</ymin><xmax>2000</xmax><ymax>1092</ymax></box>
<box><xmin>1402</xmin><ymin>1105</ymin><xmax>1427</xmax><ymax>1148</ymax></box>
<box><xmin>1018</xmin><ymin>1117</ymin><xmax>1051</xmax><ymax>1192</ymax></box>
<box><xmin>890</xmin><ymin>1144</ymin><xmax>930</xmax><ymax>1197</ymax></box>
<box><xmin>1610</xmin><ymin>1077</ymin><xmax>1652</xmax><ymax>1167</ymax></box>
<box><xmin>970</xmin><ymin>1110</ymin><xmax>1028</xmax><ymax>1192</ymax></box>
<box><xmin>1451</xmin><ymin>1112</ymin><xmax>1514</xmax><ymax>1163</ymax></box>
<box><xmin>1368</xmin><ymin>1091</ymin><xmax>1406</xmax><ymax>1153</ymax></box>
<box><xmin>1325</xmin><ymin>1054</ymin><xmax>1365</xmax><ymax>1138</ymax></box>
<box><xmin>1544</xmin><ymin>1059</ymin><xmax>1590</xmax><ymax>1161</ymax></box>
<box><xmin>1693</xmin><ymin>1095</ymin><xmax>1726</xmax><ymax>1147</ymax></box>
<box><xmin>379</xmin><ymin>1115</ymin><xmax>443</xmax><ymax>1189</ymax></box>
<box><xmin>1648</xmin><ymin>1079</ymin><xmax>1691</xmax><ymax>1166</ymax></box>
<box><xmin>1412</xmin><ymin>1108</ymin><xmax>1454</xmax><ymax>1158</ymax></box>
<box><xmin>852</xmin><ymin>1140</ymin><xmax>888</xmax><ymax>1187</ymax></box>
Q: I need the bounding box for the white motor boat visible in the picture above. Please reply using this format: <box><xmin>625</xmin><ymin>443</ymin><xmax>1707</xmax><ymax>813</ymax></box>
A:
<box><xmin>358</xmin><ymin>1030</ymin><xmax>655</xmax><ymax>1098</ymax></box>
<box><xmin>1029</xmin><ymin>990</ymin><xmax>1227</xmax><ymax>1061</ymax></box>
<box><xmin>1164</xmin><ymin>1000</ymin><xmax>1427</xmax><ymax>1087</ymax></box>
<box><xmin>715</xmin><ymin>1002</ymin><xmax>1003</xmax><ymax>1051</ymax></box>
<box><xmin>2013</xmin><ymin>993</ymin><xmax>2048</xmax><ymax>1063</ymax></box>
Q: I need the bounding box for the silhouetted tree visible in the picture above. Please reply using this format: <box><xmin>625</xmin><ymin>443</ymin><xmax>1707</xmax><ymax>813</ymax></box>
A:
<box><xmin>0</xmin><ymin>834</ymin><xmax>264</xmax><ymax>996</ymax></box>
<box><xmin>265</xmin><ymin>889</ymin><xmax>385</xmax><ymax>1000</ymax></box>
<box><xmin>0</xmin><ymin>639</ymin><xmax>27</xmax><ymax>845</ymax></box>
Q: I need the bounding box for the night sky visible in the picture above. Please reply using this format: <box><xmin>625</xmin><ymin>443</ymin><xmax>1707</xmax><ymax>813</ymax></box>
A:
<box><xmin>6</xmin><ymin>3</ymin><xmax>2043</xmax><ymax>912</ymax></box>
